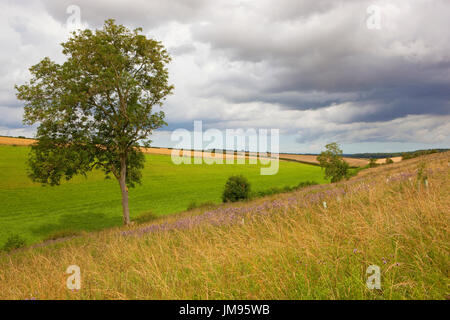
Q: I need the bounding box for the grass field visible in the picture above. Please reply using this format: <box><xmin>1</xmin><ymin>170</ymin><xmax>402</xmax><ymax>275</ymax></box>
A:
<box><xmin>0</xmin><ymin>151</ymin><xmax>447</xmax><ymax>299</ymax></box>
<box><xmin>0</xmin><ymin>145</ymin><xmax>328</xmax><ymax>245</ymax></box>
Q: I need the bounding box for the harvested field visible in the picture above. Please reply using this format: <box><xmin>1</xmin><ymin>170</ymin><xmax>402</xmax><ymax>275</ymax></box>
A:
<box><xmin>376</xmin><ymin>156</ymin><xmax>403</xmax><ymax>164</ymax></box>
<box><xmin>279</xmin><ymin>153</ymin><xmax>369</xmax><ymax>167</ymax></box>
<box><xmin>0</xmin><ymin>136</ymin><xmax>37</xmax><ymax>146</ymax></box>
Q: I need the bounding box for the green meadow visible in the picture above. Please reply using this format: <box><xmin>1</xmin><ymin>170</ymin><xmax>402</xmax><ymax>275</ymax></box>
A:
<box><xmin>0</xmin><ymin>145</ymin><xmax>327</xmax><ymax>245</ymax></box>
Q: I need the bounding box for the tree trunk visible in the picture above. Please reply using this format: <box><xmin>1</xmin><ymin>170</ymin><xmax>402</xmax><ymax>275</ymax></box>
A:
<box><xmin>119</xmin><ymin>155</ymin><xmax>130</xmax><ymax>225</ymax></box>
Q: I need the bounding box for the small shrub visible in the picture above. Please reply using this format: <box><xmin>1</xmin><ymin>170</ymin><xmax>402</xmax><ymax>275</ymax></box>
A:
<box><xmin>385</xmin><ymin>157</ymin><xmax>394</xmax><ymax>164</ymax></box>
<box><xmin>2</xmin><ymin>234</ymin><xmax>26</xmax><ymax>252</ymax></box>
<box><xmin>187</xmin><ymin>201</ymin><xmax>216</xmax><ymax>211</ymax></box>
<box><xmin>416</xmin><ymin>161</ymin><xmax>427</xmax><ymax>183</ymax></box>
<box><xmin>297</xmin><ymin>181</ymin><xmax>318</xmax><ymax>188</ymax></box>
<box><xmin>368</xmin><ymin>158</ymin><xmax>378</xmax><ymax>168</ymax></box>
<box><xmin>222</xmin><ymin>175</ymin><xmax>251</xmax><ymax>203</ymax></box>
<box><xmin>43</xmin><ymin>230</ymin><xmax>81</xmax><ymax>241</ymax></box>
<box><xmin>133</xmin><ymin>211</ymin><xmax>159</xmax><ymax>224</ymax></box>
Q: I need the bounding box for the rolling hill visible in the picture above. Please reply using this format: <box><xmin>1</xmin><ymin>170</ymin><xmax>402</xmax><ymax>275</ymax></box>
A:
<box><xmin>0</xmin><ymin>151</ymin><xmax>448</xmax><ymax>299</ymax></box>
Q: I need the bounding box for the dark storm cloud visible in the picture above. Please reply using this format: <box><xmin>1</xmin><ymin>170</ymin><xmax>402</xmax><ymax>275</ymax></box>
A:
<box><xmin>1</xmin><ymin>0</ymin><xmax>449</xmax><ymax>146</ymax></box>
<box><xmin>191</xmin><ymin>0</ymin><xmax>450</xmax><ymax>123</ymax></box>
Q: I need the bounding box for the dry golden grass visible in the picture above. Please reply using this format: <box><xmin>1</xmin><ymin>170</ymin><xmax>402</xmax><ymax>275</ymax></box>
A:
<box><xmin>0</xmin><ymin>151</ymin><xmax>448</xmax><ymax>300</ymax></box>
<box><xmin>0</xmin><ymin>136</ymin><xmax>37</xmax><ymax>146</ymax></box>
<box><xmin>376</xmin><ymin>156</ymin><xmax>402</xmax><ymax>164</ymax></box>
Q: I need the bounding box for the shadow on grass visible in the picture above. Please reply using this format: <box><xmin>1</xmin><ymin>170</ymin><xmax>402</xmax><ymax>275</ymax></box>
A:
<box><xmin>29</xmin><ymin>212</ymin><xmax>122</xmax><ymax>239</ymax></box>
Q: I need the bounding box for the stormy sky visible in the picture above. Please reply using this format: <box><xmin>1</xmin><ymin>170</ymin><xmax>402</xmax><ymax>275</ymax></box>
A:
<box><xmin>0</xmin><ymin>0</ymin><xmax>449</xmax><ymax>153</ymax></box>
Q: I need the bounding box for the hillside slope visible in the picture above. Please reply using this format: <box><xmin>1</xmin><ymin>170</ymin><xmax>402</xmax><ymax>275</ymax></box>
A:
<box><xmin>0</xmin><ymin>152</ymin><xmax>448</xmax><ymax>300</ymax></box>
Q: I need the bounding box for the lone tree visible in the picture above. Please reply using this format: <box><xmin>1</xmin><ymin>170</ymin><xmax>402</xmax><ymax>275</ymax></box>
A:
<box><xmin>368</xmin><ymin>158</ymin><xmax>378</xmax><ymax>167</ymax></box>
<box><xmin>317</xmin><ymin>142</ymin><xmax>349</xmax><ymax>183</ymax></box>
<box><xmin>15</xmin><ymin>20</ymin><xmax>173</xmax><ymax>225</ymax></box>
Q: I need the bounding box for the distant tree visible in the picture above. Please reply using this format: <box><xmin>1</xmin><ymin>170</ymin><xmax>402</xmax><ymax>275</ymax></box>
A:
<box><xmin>385</xmin><ymin>157</ymin><xmax>394</xmax><ymax>164</ymax></box>
<box><xmin>368</xmin><ymin>158</ymin><xmax>378</xmax><ymax>168</ymax></box>
<box><xmin>15</xmin><ymin>20</ymin><xmax>174</xmax><ymax>225</ymax></box>
<box><xmin>402</xmin><ymin>149</ymin><xmax>438</xmax><ymax>160</ymax></box>
<box><xmin>401</xmin><ymin>152</ymin><xmax>413</xmax><ymax>160</ymax></box>
<box><xmin>317</xmin><ymin>142</ymin><xmax>349</xmax><ymax>183</ymax></box>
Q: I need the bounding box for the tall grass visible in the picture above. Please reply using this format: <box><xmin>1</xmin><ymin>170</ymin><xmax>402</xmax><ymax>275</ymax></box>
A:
<box><xmin>0</xmin><ymin>152</ymin><xmax>448</xmax><ymax>299</ymax></box>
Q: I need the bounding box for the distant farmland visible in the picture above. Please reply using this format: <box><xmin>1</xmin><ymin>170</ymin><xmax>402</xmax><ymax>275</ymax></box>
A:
<box><xmin>278</xmin><ymin>153</ymin><xmax>370</xmax><ymax>167</ymax></box>
<box><xmin>0</xmin><ymin>136</ymin><xmax>372</xmax><ymax>166</ymax></box>
<box><xmin>0</xmin><ymin>144</ymin><xmax>328</xmax><ymax>245</ymax></box>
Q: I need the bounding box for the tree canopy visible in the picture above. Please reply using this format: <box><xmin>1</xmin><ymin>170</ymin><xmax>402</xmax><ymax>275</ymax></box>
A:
<box><xmin>15</xmin><ymin>19</ymin><xmax>174</xmax><ymax>224</ymax></box>
<box><xmin>317</xmin><ymin>142</ymin><xmax>349</xmax><ymax>183</ymax></box>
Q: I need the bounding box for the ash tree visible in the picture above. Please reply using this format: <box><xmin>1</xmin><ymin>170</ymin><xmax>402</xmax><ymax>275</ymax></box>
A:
<box><xmin>317</xmin><ymin>142</ymin><xmax>349</xmax><ymax>183</ymax></box>
<box><xmin>15</xmin><ymin>20</ymin><xmax>173</xmax><ymax>225</ymax></box>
